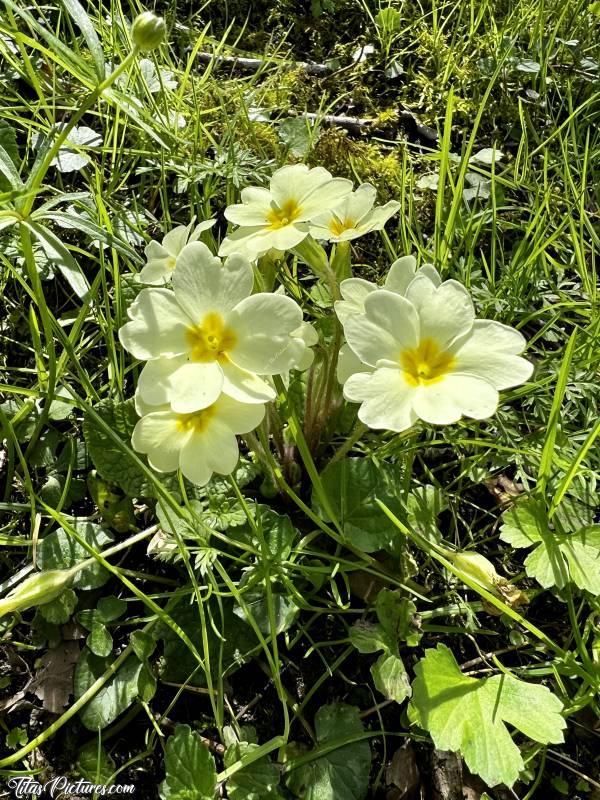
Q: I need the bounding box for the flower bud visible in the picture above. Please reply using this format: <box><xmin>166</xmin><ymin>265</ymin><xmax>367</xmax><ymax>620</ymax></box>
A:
<box><xmin>448</xmin><ymin>551</ymin><xmax>500</xmax><ymax>592</ymax></box>
<box><xmin>446</xmin><ymin>550</ymin><xmax>528</xmax><ymax>611</ymax></box>
<box><xmin>131</xmin><ymin>11</ymin><xmax>166</xmax><ymax>52</ymax></box>
<box><xmin>0</xmin><ymin>569</ymin><xmax>74</xmax><ymax>619</ymax></box>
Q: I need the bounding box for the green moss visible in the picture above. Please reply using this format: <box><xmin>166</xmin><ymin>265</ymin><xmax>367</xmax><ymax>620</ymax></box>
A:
<box><xmin>310</xmin><ymin>128</ymin><xmax>403</xmax><ymax>200</ymax></box>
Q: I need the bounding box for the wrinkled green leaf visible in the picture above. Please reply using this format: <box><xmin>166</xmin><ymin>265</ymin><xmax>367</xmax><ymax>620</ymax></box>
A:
<box><xmin>84</xmin><ymin>398</ymin><xmax>154</xmax><ymax>497</ymax></box>
<box><xmin>158</xmin><ymin>599</ymin><xmax>258</xmax><ymax>686</ymax></box>
<box><xmin>237</xmin><ymin>506</ymin><xmax>297</xmax><ymax>561</ymax></box>
<box><xmin>131</xmin><ymin>630</ymin><xmax>156</xmax><ymax>661</ymax></box>
<box><xmin>349</xmin><ymin>590</ymin><xmax>417</xmax><ymax>703</ymax></box>
<box><xmin>372</xmin><ymin>652</ymin><xmax>411</xmax><ymax>703</ymax></box>
<box><xmin>405</xmin><ymin>485</ymin><xmax>447</xmax><ymax>543</ymax></box>
<box><xmin>278</xmin><ymin>118</ymin><xmax>313</xmax><ymax>158</ymax></box>
<box><xmin>159</xmin><ymin>724</ymin><xmax>216</xmax><ymax>800</ymax></box>
<box><xmin>234</xmin><ymin>584</ymin><xmax>299</xmax><ymax>635</ymax></box>
<box><xmin>87</xmin><ymin>623</ymin><xmax>113</xmax><ymax>657</ymax></box>
<box><xmin>38</xmin><ymin>588</ymin><xmax>77</xmax><ymax>625</ymax></box>
<box><xmin>224</xmin><ymin>741</ymin><xmax>283</xmax><ymax>799</ymax></box>
<box><xmin>315</xmin><ymin>458</ymin><xmax>404</xmax><ymax>551</ymax></box>
<box><xmin>97</xmin><ymin>595</ymin><xmax>127</xmax><ymax>622</ymax></box>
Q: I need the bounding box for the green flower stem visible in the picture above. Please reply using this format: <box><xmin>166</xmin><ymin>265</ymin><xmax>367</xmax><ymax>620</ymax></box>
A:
<box><xmin>311</xmin><ymin>316</ymin><xmax>342</xmax><ymax>448</ymax></box>
<box><xmin>18</xmin><ymin>47</ymin><xmax>141</xmax><ymax>218</ymax></box>
<box><xmin>326</xmin><ymin>421</ymin><xmax>369</xmax><ymax>468</ymax></box>
<box><xmin>273</xmin><ymin>375</ymin><xmax>342</xmax><ymax>534</ymax></box>
<box><xmin>259</xmin><ymin>391</ymin><xmax>425</xmax><ymax>599</ymax></box>
<box><xmin>330</xmin><ymin>240</ymin><xmax>352</xmax><ymax>281</ymax></box>
<box><xmin>291</xmin><ymin>236</ymin><xmax>340</xmax><ymax>300</ymax></box>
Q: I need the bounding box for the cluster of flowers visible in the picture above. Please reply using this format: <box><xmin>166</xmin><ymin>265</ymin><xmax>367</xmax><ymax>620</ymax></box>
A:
<box><xmin>119</xmin><ymin>243</ymin><xmax>315</xmax><ymax>485</ymax></box>
<box><xmin>120</xmin><ymin>164</ymin><xmax>533</xmax><ymax>486</ymax></box>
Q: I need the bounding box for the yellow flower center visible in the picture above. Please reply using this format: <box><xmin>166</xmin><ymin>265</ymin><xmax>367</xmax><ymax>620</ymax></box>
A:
<box><xmin>186</xmin><ymin>312</ymin><xmax>236</xmax><ymax>363</ymax></box>
<box><xmin>175</xmin><ymin>405</ymin><xmax>216</xmax><ymax>434</ymax></box>
<box><xmin>266</xmin><ymin>199</ymin><xmax>303</xmax><ymax>230</ymax></box>
<box><xmin>165</xmin><ymin>256</ymin><xmax>177</xmax><ymax>271</ymax></box>
<box><xmin>400</xmin><ymin>337</ymin><xmax>455</xmax><ymax>387</ymax></box>
<box><xmin>329</xmin><ymin>217</ymin><xmax>356</xmax><ymax>236</ymax></box>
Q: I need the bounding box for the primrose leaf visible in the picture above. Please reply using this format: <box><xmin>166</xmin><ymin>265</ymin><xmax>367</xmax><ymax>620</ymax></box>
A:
<box><xmin>349</xmin><ymin>591</ymin><xmax>417</xmax><ymax>703</ymax></box>
<box><xmin>278</xmin><ymin>118</ymin><xmax>313</xmax><ymax>158</ymax></box>
<box><xmin>405</xmin><ymin>485</ymin><xmax>447</xmax><ymax>543</ymax></box>
<box><xmin>38</xmin><ymin>588</ymin><xmax>77</xmax><ymax>625</ymax></box>
<box><xmin>74</xmin><ymin>649</ymin><xmax>148</xmax><ymax>730</ymax></box>
<box><xmin>500</xmin><ymin>502</ymin><xmax>600</xmax><ymax>594</ymax></box>
<box><xmin>84</xmin><ymin>398</ymin><xmax>155</xmax><ymax>497</ymax></box>
<box><xmin>376</xmin><ymin>590</ymin><xmax>422</xmax><ymax>647</ymax></box>
<box><xmin>516</xmin><ymin>59</ymin><xmax>541</xmax><ymax>73</ymax></box>
<box><xmin>158</xmin><ymin>598</ymin><xmax>258</xmax><ymax>686</ymax></box>
<box><xmin>409</xmin><ymin>644</ymin><xmax>566</xmax><ymax>787</ymax></box>
<box><xmin>97</xmin><ymin>595</ymin><xmax>127</xmax><ymax>622</ymax></box>
<box><xmin>87</xmin><ymin>623</ymin><xmax>113</xmax><ymax>657</ymax></box>
<box><xmin>470</xmin><ymin>147</ymin><xmax>504</xmax><ymax>164</ymax></box>
<box><xmin>286</xmin><ymin>703</ymin><xmax>371</xmax><ymax>800</ymax></box>
<box><xmin>38</xmin><ymin>521</ymin><xmax>113</xmax><ymax>590</ymax></box>
<box><xmin>315</xmin><ymin>458</ymin><xmax>404</xmax><ymax>552</ymax></box>
<box><xmin>224</xmin><ymin>741</ymin><xmax>283</xmax><ymax>799</ymax></box>
<box><xmin>234</xmin><ymin>583</ymin><xmax>299</xmax><ymax>635</ymax></box>
<box><xmin>159</xmin><ymin>724</ymin><xmax>216</xmax><ymax>800</ymax></box>
<box><xmin>236</xmin><ymin>505</ymin><xmax>298</xmax><ymax>562</ymax></box>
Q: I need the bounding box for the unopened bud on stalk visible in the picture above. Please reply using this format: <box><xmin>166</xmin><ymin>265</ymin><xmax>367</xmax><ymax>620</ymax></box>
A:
<box><xmin>131</xmin><ymin>11</ymin><xmax>166</xmax><ymax>52</ymax></box>
<box><xmin>446</xmin><ymin>550</ymin><xmax>529</xmax><ymax>611</ymax></box>
<box><xmin>0</xmin><ymin>568</ymin><xmax>75</xmax><ymax>619</ymax></box>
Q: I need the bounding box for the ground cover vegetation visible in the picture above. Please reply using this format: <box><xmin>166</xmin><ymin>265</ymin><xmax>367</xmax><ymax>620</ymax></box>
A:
<box><xmin>0</xmin><ymin>0</ymin><xmax>599</xmax><ymax>797</ymax></box>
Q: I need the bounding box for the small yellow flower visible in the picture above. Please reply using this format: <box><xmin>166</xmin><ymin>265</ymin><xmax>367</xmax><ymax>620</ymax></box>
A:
<box><xmin>309</xmin><ymin>183</ymin><xmax>400</xmax><ymax>242</ymax></box>
<box><xmin>339</xmin><ymin>277</ymin><xmax>533</xmax><ymax>431</ymax></box>
<box><xmin>219</xmin><ymin>164</ymin><xmax>353</xmax><ymax>259</ymax></box>
<box><xmin>119</xmin><ymin>243</ymin><xmax>312</xmax><ymax>413</ymax></box>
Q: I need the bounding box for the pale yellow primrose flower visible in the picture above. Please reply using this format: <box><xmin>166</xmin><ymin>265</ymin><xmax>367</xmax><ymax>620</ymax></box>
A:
<box><xmin>132</xmin><ymin>391</ymin><xmax>265</xmax><ymax>486</ymax></box>
<box><xmin>218</xmin><ymin>164</ymin><xmax>353</xmax><ymax>260</ymax></box>
<box><xmin>138</xmin><ymin>219</ymin><xmax>216</xmax><ymax>285</ymax></box>
<box><xmin>335</xmin><ymin>255</ymin><xmax>441</xmax><ymax>325</ymax></box>
<box><xmin>119</xmin><ymin>243</ymin><xmax>309</xmax><ymax>413</ymax></box>
<box><xmin>309</xmin><ymin>183</ymin><xmax>400</xmax><ymax>243</ymax></box>
<box><xmin>339</xmin><ymin>278</ymin><xmax>533</xmax><ymax>432</ymax></box>
<box><xmin>335</xmin><ymin>256</ymin><xmax>441</xmax><ymax>384</ymax></box>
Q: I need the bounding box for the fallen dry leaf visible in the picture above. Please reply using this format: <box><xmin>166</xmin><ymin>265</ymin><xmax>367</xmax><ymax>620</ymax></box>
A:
<box><xmin>386</xmin><ymin>741</ymin><xmax>420</xmax><ymax>799</ymax></box>
<box><xmin>28</xmin><ymin>641</ymin><xmax>80</xmax><ymax>714</ymax></box>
